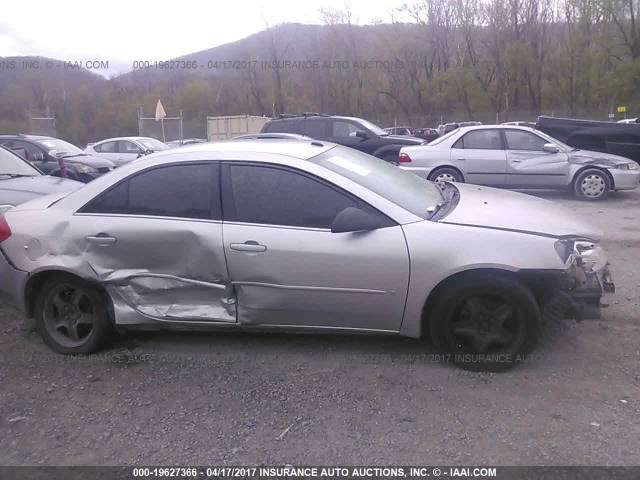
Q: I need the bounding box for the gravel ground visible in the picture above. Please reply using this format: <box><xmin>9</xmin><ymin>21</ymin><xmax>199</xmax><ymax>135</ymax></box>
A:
<box><xmin>0</xmin><ymin>188</ymin><xmax>638</xmax><ymax>466</ymax></box>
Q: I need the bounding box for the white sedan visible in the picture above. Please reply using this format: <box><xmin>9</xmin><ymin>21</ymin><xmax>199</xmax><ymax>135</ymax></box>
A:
<box><xmin>84</xmin><ymin>137</ymin><xmax>169</xmax><ymax>167</ymax></box>
<box><xmin>398</xmin><ymin>125</ymin><xmax>640</xmax><ymax>200</ymax></box>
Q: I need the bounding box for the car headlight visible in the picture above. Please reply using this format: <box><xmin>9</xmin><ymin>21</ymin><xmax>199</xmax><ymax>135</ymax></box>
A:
<box><xmin>74</xmin><ymin>165</ymin><xmax>99</xmax><ymax>174</ymax></box>
<box><xmin>612</xmin><ymin>163</ymin><xmax>639</xmax><ymax>170</ymax></box>
<box><xmin>0</xmin><ymin>204</ymin><xmax>15</xmax><ymax>214</ymax></box>
<box><xmin>554</xmin><ymin>238</ymin><xmax>609</xmax><ymax>274</ymax></box>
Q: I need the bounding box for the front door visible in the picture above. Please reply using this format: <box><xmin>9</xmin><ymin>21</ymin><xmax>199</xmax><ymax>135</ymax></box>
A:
<box><xmin>221</xmin><ymin>163</ymin><xmax>410</xmax><ymax>331</ymax></box>
<box><xmin>73</xmin><ymin>162</ymin><xmax>235</xmax><ymax>323</ymax></box>
<box><xmin>503</xmin><ymin>129</ymin><xmax>570</xmax><ymax>187</ymax></box>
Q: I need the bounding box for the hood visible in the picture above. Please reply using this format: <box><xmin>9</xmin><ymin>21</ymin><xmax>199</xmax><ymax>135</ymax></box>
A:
<box><xmin>440</xmin><ymin>183</ymin><xmax>602</xmax><ymax>240</ymax></box>
<box><xmin>382</xmin><ymin>135</ymin><xmax>424</xmax><ymax>145</ymax></box>
<box><xmin>567</xmin><ymin>149</ymin><xmax>635</xmax><ymax>166</ymax></box>
<box><xmin>0</xmin><ymin>175</ymin><xmax>83</xmax><ymax>207</ymax></box>
<box><xmin>61</xmin><ymin>154</ymin><xmax>115</xmax><ymax>168</ymax></box>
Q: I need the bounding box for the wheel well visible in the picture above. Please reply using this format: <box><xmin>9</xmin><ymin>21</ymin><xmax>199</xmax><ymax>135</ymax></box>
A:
<box><xmin>24</xmin><ymin>270</ymin><xmax>114</xmax><ymax>322</ymax></box>
<box><xmin>420</xmin><ymin>268</ymin><xmax>562</xmax><ymax>337</ymax></box>
<box><xmin>429</xmin><ymin>165</ymin><xmax>465</xmax><ymax>182</ymax></box>
<box><xmin>573</xmin><ymin>166</ymin><xmax>615</xmax><ymax>189</ymax></box>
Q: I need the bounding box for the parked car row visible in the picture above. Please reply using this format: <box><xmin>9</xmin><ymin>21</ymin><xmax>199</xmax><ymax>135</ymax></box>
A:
<box><xmin>0</xmin><ymin>134</ymin><xmax>114</xmax><ymax>183</ymax></box>
<box><xmin>0</xmin><ymin>137</ymin><xmax>617</xmax><ymax>372</ymax></box>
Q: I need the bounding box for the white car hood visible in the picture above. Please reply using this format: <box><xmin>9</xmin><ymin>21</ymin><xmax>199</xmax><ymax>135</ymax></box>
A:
<box><xmin>440</xmin><ymin>183</ymin><xmax>602</xmax><ymax>240</ymax></box>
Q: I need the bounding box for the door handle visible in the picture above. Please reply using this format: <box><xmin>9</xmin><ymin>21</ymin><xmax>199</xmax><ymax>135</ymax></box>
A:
<box><xmin>511</xmin><ymin>159</ymin><xmax>522</xmax><ymax>163</ymax></box>
<box><xmin>86</xmin><ymin>233</ymin><xmax>117</xmax><ymax>245</ymax></box>
<box><xmin>230</xmin><ymin>241</ymin><xmax>267</xmax><ymax>253</ymax></box>
<box><xmin>457</xmin><ymin>157</ymin><xmax>466</xmax><ymax>161</ymax></box>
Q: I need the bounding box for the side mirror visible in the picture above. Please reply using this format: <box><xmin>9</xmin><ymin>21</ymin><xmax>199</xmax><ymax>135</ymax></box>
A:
<box><xmin>331</xmin><ymin>207</ymin><xmax>381</xmax><ymax>233</ymax></box>
<box><xmin>33</xmin><ymin>152</ymin><xmax>45</xmax><ymax>161</ymax></box>
<box><xmin>355</xmin><ymin>130</ymin><xmax>368</xmax><ymax>139</ymax></box>
<box><xmin>543</xmin><ymin>143</ymin><xmax>560</xmax><ymax>153</ymax></box>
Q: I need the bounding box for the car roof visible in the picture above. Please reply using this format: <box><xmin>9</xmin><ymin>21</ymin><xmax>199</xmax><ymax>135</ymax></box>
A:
<box><xmin>455</xmin><ymin>125</ymin><xmax>537</xmax><ymax>133</ymax></box>
<box><xmin>0</xmin><ymin>134</ymin><xmax>53</xmax><ymax>140</ymax></box>
<box><xmin>268</xmin><ymin>114</ymin><xmax>365</xmax><ymax>123</ymax></box>
<box><xmin>147</xmin><ymin>138</ymin><xmax>335</xmax><ymax>161</ymax></box>
<box><xmin>91</xmin><ymin>136</ymin><xmax>159</xmax><ymax>144</ymax></box>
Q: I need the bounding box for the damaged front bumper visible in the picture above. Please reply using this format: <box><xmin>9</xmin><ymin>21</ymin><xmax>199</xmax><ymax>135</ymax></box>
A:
<box><xmin>542</xmin><ymin>264</ymin><xmax>615</xmax><ymax>323</ymax></box>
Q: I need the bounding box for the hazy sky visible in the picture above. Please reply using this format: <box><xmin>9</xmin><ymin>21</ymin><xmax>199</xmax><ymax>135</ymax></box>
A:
<box><xmin>1</xmin><ymin>0</ymin><xmax>407</xmax><ymax>74</ymax></box>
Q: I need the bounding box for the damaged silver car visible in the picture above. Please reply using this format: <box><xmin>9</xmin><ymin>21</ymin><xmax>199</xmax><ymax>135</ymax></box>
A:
<box><xmin>0</xmin><ymin>139</ymin><xmax>615</xmax><ymax>371</ymax></box>
<box><xmin>398</xmin><ymin>125</ymin><xmax>640</xmax><ymax>200</ymax></box>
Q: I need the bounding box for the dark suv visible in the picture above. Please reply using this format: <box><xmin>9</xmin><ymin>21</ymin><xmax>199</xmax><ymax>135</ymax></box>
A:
<box><xmin>260</xmin><ymin>114</ymin><xmax>424</xmax><ymax>163</ymax></box>
<box><xmin>0</xmin><ymin>135</ymin><xmax>114</xmax><ymax>183</ymax></box>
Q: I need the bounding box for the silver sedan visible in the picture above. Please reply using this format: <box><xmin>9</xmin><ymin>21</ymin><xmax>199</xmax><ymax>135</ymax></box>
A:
<box><xmin>399</xmin><ymin>125</ymin><xmax>640</xmax><ymax>200</ymax></box>
<box><xmin>0</xmin><ymin>139</ymin><xmax>615</xmax><ymax>371</ymax></box>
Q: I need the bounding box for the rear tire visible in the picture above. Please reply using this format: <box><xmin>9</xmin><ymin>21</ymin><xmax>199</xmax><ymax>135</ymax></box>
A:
<box><xmin>429</xmin><ymin>273</ymin><xmax>541</xmax><ymax>372</ymax></box>
<box><xmin>573</xmin><ymin>168</ymin><xmax>611</xmax><ymax>201</ymax></box>
<box><xmin>34</xmin><ymin>274</ymin><xmax>115</xmax><ymax>354</ymax></box>
<box><xmin>428</xmin><ymin>167</ymin><xmax>464</xmax><ymax>189</ymax></box>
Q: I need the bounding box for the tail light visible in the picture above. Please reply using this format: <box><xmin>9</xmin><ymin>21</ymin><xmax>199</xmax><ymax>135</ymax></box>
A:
<box><xmin>0</xmin><ymin>216</ymin><xmax>12</xmax><ymax>243</ymax></box>
<box><xmin>398</xmin><ymin>152</ymin><xmax>412</xmax><ymax>163</ymax></box>
<box><xmin>534</xmin><ymin>121</ymin><xmax>541</xmax><ymax>131</ymax></box>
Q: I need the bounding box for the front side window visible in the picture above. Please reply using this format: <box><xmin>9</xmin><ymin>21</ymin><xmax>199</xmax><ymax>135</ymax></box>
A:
<box><xmin>303</xmin><ymin>118</ymin><xmax>328</xmax><ymax>138</ymax></box>
<box><xmin>119</xmin><ymin>141</ymin><xmax>142</xmax><ymax>154</ymax></box>
<box><xmin>332</xmin><ymin>121</ymin><xmax>360</xmax><ymax>138</ymax></box>
<box><xmin>11</xmin><ymin>140</ymin><xmax>43</xmax><ymax>162</ymax></box>
<box><xmin>81</xmin><ymin>163</ymin><xmax>220</xmax><ymax>220</ymax></box>
<box><xmin>95</xmin><ymin>141</ymin><xmax>117</xmax><ymax>153</ymax></box>
<box><xmin>504</xmin><ymin>130</ymin><xmax>548</xmax><ymax>151</ymax></box>
<box><xmin>226</xmin><ymin>164</ymin><xmax>361</xmax><ymax>229</ymax></box>
<box><xmin>454</xmin><ymin>130</ymin><xmax>503</xmax><ymax>150</ymax></box>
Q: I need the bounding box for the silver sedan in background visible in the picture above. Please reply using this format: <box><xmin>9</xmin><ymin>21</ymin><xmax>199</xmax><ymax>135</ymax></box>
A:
<box><xmin>0</xmin><ymin>139</ymin><xmax>615</xmax><ymax>371</ymax></box>
<box><xmin>84</xmin><ymin>137</ymin><xmax>169</xmax><ymax>167</ymax></box>
<box><xmin>399</xmin><ymin>125</ymin><xmax>640</xmax><ymax>200</ymax></box>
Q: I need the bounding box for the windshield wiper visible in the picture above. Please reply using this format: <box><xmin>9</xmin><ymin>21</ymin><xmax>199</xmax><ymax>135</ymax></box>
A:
<box><xmin>0</xmin><ymin>173</ymin><xmax>37</xmax><ymax>178</ymax></box>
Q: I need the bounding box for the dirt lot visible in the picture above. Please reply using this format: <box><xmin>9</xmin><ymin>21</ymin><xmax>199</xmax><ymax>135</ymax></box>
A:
<box><xmin>0</xmin><ymin>188</ymin><xmax>638</xmax><ymax>467</ymax></box>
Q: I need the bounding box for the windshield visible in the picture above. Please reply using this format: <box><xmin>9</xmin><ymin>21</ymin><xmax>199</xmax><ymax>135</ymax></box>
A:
<box><xmin>35</xmin><ymin>138</ymin><xmax>83</xmax><ymax>157</ymax></box>
<box><xmin>311</xmin><ymin>145</ymin><xmax>443</xmax><ymax>219</ymax></box>
<box><xmin>139</xmin><ymin>138</ymin><xmax>169</xmax><ymax>151</ymax></box>
<box><xmin>0</xmin><ymin>146</ymin><xmax>41</xmax><ymax>176</ymax></box>
<box><xmin>355</xmin><ymin>119</ymin><xmax>387</xmax><ymax>136</ymax></box>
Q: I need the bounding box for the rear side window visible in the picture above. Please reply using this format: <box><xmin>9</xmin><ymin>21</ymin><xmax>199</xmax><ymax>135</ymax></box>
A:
<box><xmin>454</xmin><ymin>130</ymin><xmax>503</xmax><ymax>150</ymax></box>
<box><xmin>80</xmin><ymin>163</ymin><xmax>220</xmax><ymax>220</ymax></box>
<box><xmin>263</xmin><ymin>119</ymin><xmax>300</xmax><ymax>134</ymax></box>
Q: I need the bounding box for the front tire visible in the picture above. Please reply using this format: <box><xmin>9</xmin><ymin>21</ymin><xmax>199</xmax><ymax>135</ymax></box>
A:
<box><xmin>429</xmin><ymin>273</ymin><xmax>541</xmax><ymax>372</ymax></box>
<box><xmin>34</xmin><ymin>274</ymin><xmax>114</xmax><ymax>354</ymax></box>
<box><xmin>573</xmin><ymin>168</ymin><xmax>611</xmax><ymax>201</ymax></box>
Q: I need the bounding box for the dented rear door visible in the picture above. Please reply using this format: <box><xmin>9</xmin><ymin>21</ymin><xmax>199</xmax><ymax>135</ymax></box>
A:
<box><xmin>72</xmin><ymin>162</ymin><xmax>236</xmax><ymax>323</ymax></box>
